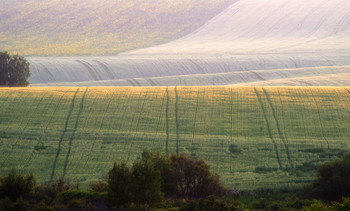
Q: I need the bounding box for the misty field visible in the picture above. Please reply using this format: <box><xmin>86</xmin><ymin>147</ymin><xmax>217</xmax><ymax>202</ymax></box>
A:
<box><xmin>0</xmin><ymin>87</ymin><xmax>349</xmax><ymax>189</ymax></box>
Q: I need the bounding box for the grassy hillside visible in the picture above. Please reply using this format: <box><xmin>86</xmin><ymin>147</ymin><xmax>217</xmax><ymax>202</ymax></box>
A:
<box><xmin>0</xmin><ymin>87</ymin><xmax>349</xmax><ymax>189</ymax></box>
<box><xmin>27</xmin><ymin>55</ymin><xmax>350</xmax><ymax>86</ymax></box>
<box><xmin>0</xmin><ymin>0</ymin><xmax>234</xmax><ymax>56</ymax></box>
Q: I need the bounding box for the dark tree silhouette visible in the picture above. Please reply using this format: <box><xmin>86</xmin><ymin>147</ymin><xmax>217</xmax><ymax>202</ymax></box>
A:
<box><xmin>0</xmin><ymin>51</ymin><xmax>30</xmax><ymax>87</ymax></box>
<box><xmin>306</xmin><ymin>153</ymin><xmax>350</xmax><ymax>201</ymax></box>
<box><xmin>170</xmin><ymin>154</ymin><xmax>225</xmax><ymax>199</ymax></box>
<box><xmin>107</xmin><ymin>162</ymin><xmax>133</xmax><ymax>207</ymax></box>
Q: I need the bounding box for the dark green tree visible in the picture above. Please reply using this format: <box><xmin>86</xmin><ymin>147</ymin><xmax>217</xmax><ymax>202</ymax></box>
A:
<box><xmin>132</xmin><ymin>155</ymin><xmax>163</xmax><ymax>209</ymax></box>
<box><xmin>0</xmin><ymin>171</ymin><xmax>36</xmax><ymax>201</ymax></box>
<box><xmin>306</xmin><ymin>153</ymin><xmax>350</xmax><ymax>201</ymax></box>
<box><xmin>0</xmin><ymin>51</ymin><xmax>30</xmax><ymax>87</ymax></box>
<box><xmin>170</xmin><ymin>154</ymin><xmax>225</xmax><ymax>199</ymax></box>
<box><xmin>107</xmin><ymin>162</ymin><xmax>133</xmax><ymax>207</ymax></box>
<box><xmin>139</xmin><ymin>150</ymin><xmax>175</xmax><ymax>197</ymax></box>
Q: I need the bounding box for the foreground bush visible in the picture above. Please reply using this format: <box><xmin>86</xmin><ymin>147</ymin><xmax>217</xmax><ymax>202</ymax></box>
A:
<box><xmin>305</xmin><ymin>153</ymin><xmax>350</xmax><ymax>201</ymax></box>
<box><xmin>0</xmin><ymin>171</ymin><xmax>35</xmax><ymax>201</ymax></box>
<box><xmin>107</xmin><ymin>150</ymin><xmax>226</xmax><ymax>208</ymax></box>
<box><xmin>170</xmin><ymin>154</ymin><xmax>225</xmax><ymax>199</ymax></box>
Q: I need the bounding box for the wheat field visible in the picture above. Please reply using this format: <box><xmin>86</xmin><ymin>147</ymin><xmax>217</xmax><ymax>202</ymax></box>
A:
<box><xmin>0</xmin><ymin>87</ymin><xmax>349</xmax><ymax>189</ymax></box>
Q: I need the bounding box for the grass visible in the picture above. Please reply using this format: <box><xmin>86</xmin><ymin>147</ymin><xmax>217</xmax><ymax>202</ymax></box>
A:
<box><xmin>0</xmin><ymin>86</ymin><xmax>349</xmax><ymax>189</ymax></box>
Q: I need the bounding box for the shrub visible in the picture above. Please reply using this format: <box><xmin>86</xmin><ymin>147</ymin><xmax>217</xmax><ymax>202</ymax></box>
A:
<box><xmin>54</xmin><ymin>189</ymin><xmax>105</xmax><ymax>204</ymax></box>
<box><xmin>89</xmin><ymin>181</ymin><xmax>108</xmax><ymax>193</ymax></box>
<box><xmin>107</xmin><ymin>162</ymin><xmax>133</xmax><ymax>207</ymax></box>
<box><xmin>180</xmin><ymin>196</ymin><xmax>244</xmax><ymax>211</ymax></box>
<box><xmin>131</xmin><ymin>157</ymin><xmax>163</xmax><ymax>207</ymax></box>
<box><xmin>305</xmin><ymin>153</ymin><xmax>350</xmax><ymax>201</ymax></box>
<box><xmin>170</xmin><ymin>154</ymin><xmax>226</xmax><ymax>199</ymax></box>
<box><xmin>33</xmin><ymin>178</ymin><xmax>78</xmax><ymax>204</ymax></box>
<box><xmin>0</xmin><ymin>197</ymin><xmax>29</xmax><ymax>211</ymax></box>
<box><xmin>0</xmin><ymin>171</ymin><xmax>36</xmax><ymax>201</ymax></box>
<box><xmin>140</xmin><ymin>150</ymin><xmax>174</xmax><ymax>197</ymax></box>
<box><xmin>302</xmin><ymin>200</ymin><xmax>330</xmax><ymax>211</ymax></box>
<box><xmin>332</xmin><ymin>197</ymin><xmax>350</xmax><ymax>211</ymax></box>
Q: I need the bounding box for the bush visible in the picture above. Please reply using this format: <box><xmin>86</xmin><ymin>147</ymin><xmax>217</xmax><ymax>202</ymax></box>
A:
<box><xmin>139</xmin><ymin>150</ymin><xmax>174</xmax><ymax>197</ymax></box>
<box><xmin>302</xmin><ymin>200</ymin><xmax>330</xmax><ymax>211</ymax></box>
<box><xmin>89</xmin><ymin>181</ymin><xmax>108</xmax><ymax>193</ymax></box>
<box><xmin>54</xmin><ymin>189</ymin><xmax>105</xmax><ymax>204</ymax></box>
<box><xmin>0</xmin><ymin>197</ymin><xmax>29</xmax><ymax>211</ymax></box>
<box><xmin>107</xmin><ymin>162</ymin><xmax>133</xmax><ymax>207</ymax></box>
<box><xmin>0</xmin><ymin>51</ymin><xmax>30</xmax><ymax>87</ymax></box>
<box><xmin>305</xmin><ymin>153</ymin><xmax>350</xmax><ymax>201</ymax></box>
<box><xmin>33</xmin><ymin>178</ymin><xmax>78</xmax><ymax>204</ymax></box>
<box><xmin>332</xmin><ymin>197</ymin><xmax>350</xmax><ymax>211</ymax></box>
<box><xmin>131</xmin><ymin>159</ymin><xmax>163</xmax><ymax>208</ymax></box>
<box><xmin>180</xmin><ymin>196</ymin><xmax>244</xmax><ymax>211</ymax></box>
<box><xmin>0</xmin><ymin>171</ymin><xmax>36</xmax><ymax>201</ymax></box>
<box><xmin>170</xmin><ymin>154</ymin><xmax>226</xmax><ymax>199</ymax></box>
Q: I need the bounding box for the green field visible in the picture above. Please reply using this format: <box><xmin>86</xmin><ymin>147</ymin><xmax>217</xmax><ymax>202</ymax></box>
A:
<box><xmin>0</xmin><ymin>87</ymin><xmax>349</xmax><ymax>189</ymax></box>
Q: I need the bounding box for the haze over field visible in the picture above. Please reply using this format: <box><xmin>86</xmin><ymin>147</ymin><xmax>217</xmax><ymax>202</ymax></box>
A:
<box><xmin>0</xmin><ymin>0</ymin><xmax>234</xmax><ymax>55</ymax></box>
<box><xmin>24</xmin><ymin>0</ymin><xmax>350</xmax><ymax>86</ymax></box>
<box><xmin>128</xmin><ymin>0</ymin><xmax>350</xmax><ymax>55</ymax></box>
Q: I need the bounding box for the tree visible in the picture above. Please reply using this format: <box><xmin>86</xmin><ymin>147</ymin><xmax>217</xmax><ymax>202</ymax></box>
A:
<box><xmin>132</xmin><ymin>155</ymin><xmax>163</xmax><ymax>209</ymax></box>
<box><xmin>0</xmin><ymin>171</ymin><xmax>36</xmax><ymax>201</ymax></box>
<box><xmin>0</xmin><ymin>51</ymin><xmax>30</xmax><ymax>87</ymax></box>
<box><xmin>306</xmin><ymin>153</ymin><xmax>350</xmax><ymax>201</ymax></box>
<box><xmin>139</xmin><ymin>150</ymin><xmax>175</xmax><ymax>197</ymax></box>
<box><xmin>170</xmin><ymin>154</ymin><xmax>225</xmax><ymax>199</ymax></box>
<box><xmin>107</xmin><ymin>162</ymin><xmax>133</xmax><ymax>207</ymax></box>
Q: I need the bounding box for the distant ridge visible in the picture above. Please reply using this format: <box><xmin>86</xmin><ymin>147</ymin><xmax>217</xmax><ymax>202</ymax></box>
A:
<box><xmin>27</xmin><ymin>0</ymin><xmax>350</xmax><ymax>86</ymax></box>
<box><xmin>0</xmin><ymin>0</ymin><xmax>234</xmax><ymax>56</ymax></box>
<box><xmin>126</xmin><ymin>0</ymin><xmax>350</xmax><ymax>55</ymax></box>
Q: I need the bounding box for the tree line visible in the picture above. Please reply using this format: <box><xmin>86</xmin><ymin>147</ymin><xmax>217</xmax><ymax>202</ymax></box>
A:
<box><xmin>1</xmin><ymin>150</ymin><xmax>350</xmax><ymax>210</ymax></box>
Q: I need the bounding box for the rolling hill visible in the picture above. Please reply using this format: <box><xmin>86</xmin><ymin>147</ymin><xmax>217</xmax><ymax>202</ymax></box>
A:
<box><xmin>0</xmin><ymin>0</ymin><xmax>234</xmax><ymax>56</ymax></box>
<box><xmin>1</xmin><ymin>87</ymin><xmax>350</xmax><ymax>189</ymax></box>
<box><xmin>26</xmin><ymin>0</ymin><xmax>350</xmax><ymax>86</ymax></box>
<box><xmin>127</xmin><ymin>0</ymin><xmax>350</xmax><ymax>55</ymax></box>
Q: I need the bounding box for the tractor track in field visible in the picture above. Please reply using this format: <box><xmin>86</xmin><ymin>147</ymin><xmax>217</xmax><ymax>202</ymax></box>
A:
<box><xmin>62</xmin><ymin>88</ymin><xmax>88</xmax><ymax>178</ymax></box>
<box><xmin>308</xmin><ymin>88</ymin><xmax>330</xmax><ymax>150</ymax></box>
<box><xmin>50</xmin><ymin>88</ymin><xmax>80</xmax><ymax>183</ymax></box>
<box><xmin>165</xmin><ymin>87</ymin><xmax>170</xmax><ymax>154</ymax></box>
<box><xmin>23</xmin><ymin>91</ymin><xmax>67</xmax><ymax>171</ymax></box>
<box><xmin>0</xmin><ymin>90</ymin><xmax>15</xmax><ymax>108</ymax></box>
<box><xmin>153</xmin><ymin>90</ymin><xmax>166</xmax><ymax>145</ymax></box>
<box><xmin>229</xmin><ymin>87</ymin><xmax>235</xmax><ymax>171</ymax></box>
<box><xmin>93</xmin><ymin>60</ymin><xmax>116</xmax><ymax>80</ymax></box>
<box><xmin>85</xmin><ymin>89</ymin><xmax>115</xmax><ymax>174</ymax></box>
<box><xmin>277</xmin><ymin>90</ymin><xmax>294</xmax><ymax>169</ymax></box>
<box><xmin>175</xmin><ymin>87</ymin><xmax>180</xmax><ymax>155</ymax></box>
<box><xmin>191</xmin><ymin>87</ymin><xmax>200</xmax><ymax>145</ymax></box>
<box><xmin>254</xmin><ymin>88</ymin><xmax>283</xmax><ymax>170</ymax></box>
<box><xmin>262</xmin><ymin>88</ymin><xmax>294</xmax><ymax>170</ymax></box>
<box><xmin>76</xmin><ymin>60</ymin><xmax>101</xmax><ymax>81</ymax></box>
<box><xmin>345</xmin><ymin>88</ymin><xmax>350</xmax><ymax>95</ymax></box>
<box><xmin>126</xmin><ymin>90</ymin><xmax>148</xmax><ymax>162</ymax></box>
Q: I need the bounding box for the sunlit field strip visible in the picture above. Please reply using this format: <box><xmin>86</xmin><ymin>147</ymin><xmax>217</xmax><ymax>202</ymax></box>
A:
<box><xmin>0</xmin><ymin>87</ymin><xmax>349</xmax><ymax>189</ymax></box>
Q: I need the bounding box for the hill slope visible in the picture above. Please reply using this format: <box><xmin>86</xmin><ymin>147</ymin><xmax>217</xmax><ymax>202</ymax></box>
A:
<box><xmin>126</xmin><ymin>0</ymin><xmax>350</xmax><ymax>55</ymax></box>
<box><xmin>0</xmin><ymin>0</ymin><xmax>234</xmax><ymax>55</ymax></box>
<box><xmin>1</xmin><ymin>87</ymin><xmax>350</xmax><ymax>189</ymax></box>
<box><xmin>27</xmin><ymin>0</ymin><xmax>350</xmax><ymax>86</ymax></box>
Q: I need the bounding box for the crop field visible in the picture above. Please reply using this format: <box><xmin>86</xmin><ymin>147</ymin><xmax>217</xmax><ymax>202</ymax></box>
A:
<box><xmin>0</xmin><ymin>87</ymin><xmax>350</xmax><ymax>189</ymax></box>
<box><xmin>0</xmin><ymin>0</ymin><xmax>234</xmax><ymax>56</ymax></box>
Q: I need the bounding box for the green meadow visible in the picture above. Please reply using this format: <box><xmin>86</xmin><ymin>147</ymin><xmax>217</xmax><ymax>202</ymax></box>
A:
<box><xmin>0</xmin><ymin>87</ymin><xmax>349</xmax><ymax>189</ymax></box>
